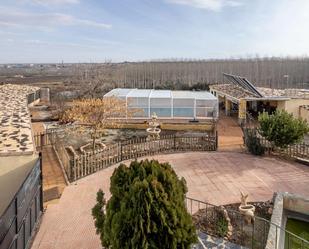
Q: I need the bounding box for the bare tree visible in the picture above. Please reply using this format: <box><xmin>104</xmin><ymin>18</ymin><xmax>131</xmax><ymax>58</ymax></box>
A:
<box><xmin>109</xmin><ymin>56</ymin><xmax>309</xmax><ymax>90</ymax></box>
<box><xmin>61</xmin><ymin>97</ymin><xmax>128</xmax><ymax>151</ymax></box>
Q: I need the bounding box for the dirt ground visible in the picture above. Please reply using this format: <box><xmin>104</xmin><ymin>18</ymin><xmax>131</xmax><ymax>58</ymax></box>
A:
<box><xmin>31</xmin><ymin>105</ymin><xmax>244</xmax><ymax>153</ymax></box>
<box><xmin>30</xmin><ymin>106</ymin><xmax>244</xmax><ymax>206</ymax></box>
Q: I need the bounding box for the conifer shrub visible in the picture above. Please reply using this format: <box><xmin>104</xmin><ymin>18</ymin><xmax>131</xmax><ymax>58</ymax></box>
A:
<box><xmin>245</xmin><ymin>130</ymin><xmax>265</xmax><ymax>156</ymax></box>
<box><xmin>92</xmin><ymin>159</ymin><xmax>197</xmax><ymax>249</ymax></box>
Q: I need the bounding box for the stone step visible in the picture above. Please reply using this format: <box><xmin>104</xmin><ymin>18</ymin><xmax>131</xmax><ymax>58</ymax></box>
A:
<box><xmin>193</xmin><ymin>232</ymin><xmax>249</xmax><ymax>249</ymax></box>
<box><xmin>43</xmin><ymin>186</ymin><xmax>62</xmax><ymax>202</ymax></box>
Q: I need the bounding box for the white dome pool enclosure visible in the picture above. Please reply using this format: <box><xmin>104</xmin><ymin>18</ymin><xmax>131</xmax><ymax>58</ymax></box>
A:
<box><xmin>104</xmin><ymin>88</ymin><xmax>218</xmax><ymax>120</ymax></box>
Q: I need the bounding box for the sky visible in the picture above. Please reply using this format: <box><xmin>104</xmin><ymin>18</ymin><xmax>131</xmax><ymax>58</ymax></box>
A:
<box><xmin>0</xmin><ymin>0</ymin><xmax>309</xmax><ymax>63</ymax></box>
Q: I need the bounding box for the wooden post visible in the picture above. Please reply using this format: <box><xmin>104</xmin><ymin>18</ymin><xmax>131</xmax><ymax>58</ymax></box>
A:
<box><xmin>225</xmin><ymin>98</ymin><xmax>232</xmax><ymax>116</ymax></box>
<box><xmin>173</xmin><ymin>134</ymin><xmax>176</xmax><ymax>151</ymax></box>
<box><xmin>215</xmin><ymin>131</ymin><xmax>218</xmax><ymax>150</ymax></box>
<box><xmin>120</xmin><ymin>141</ymin><xmax>123</xmax><ymax>161</ymax></box>
<box><xmin>40</xmin><ymin>133</ymin><xmax>44</xmax><ymax>151</ymax></box>
<box><xmin>238</xmin><ymin>99</ymin><xmax>247</xmax><ymax>126</ymax></box>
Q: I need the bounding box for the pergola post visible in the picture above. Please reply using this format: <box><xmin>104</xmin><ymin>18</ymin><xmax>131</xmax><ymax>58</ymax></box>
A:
<box><xmin>238</xmin><ymin>99</ymin><xmax>247</xmax><ymax>125</ymax></box>
<box><xmin>225</xmin><ymin>98</ymin><xmax>231</xmax><ymax>116</ymax></box>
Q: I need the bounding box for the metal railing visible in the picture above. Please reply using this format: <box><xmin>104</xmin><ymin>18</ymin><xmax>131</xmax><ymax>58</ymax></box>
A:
<box><xmin>185</xmin><ymin>197</ymin><xmax>309</xmax><ymax>249</ymax></box>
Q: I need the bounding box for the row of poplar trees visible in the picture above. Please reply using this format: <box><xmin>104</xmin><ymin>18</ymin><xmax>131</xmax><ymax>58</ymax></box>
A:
<box><xmin>72</xmin><ymin>57</ymin><xmax>309</xmax><ymax>91</ymax></box>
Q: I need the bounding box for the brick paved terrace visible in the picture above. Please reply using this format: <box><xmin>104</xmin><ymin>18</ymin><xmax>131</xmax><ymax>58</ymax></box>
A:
<box><xmin>32</xmin><ymin>152</ymin><xmax>309</xmax><ymax>249</ymax></box>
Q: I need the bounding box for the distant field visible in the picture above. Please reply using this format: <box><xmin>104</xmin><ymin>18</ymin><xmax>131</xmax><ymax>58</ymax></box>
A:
<box><xmin>1</xmin><ymin>57</ymin><xmax>308</xmax><ymax>101</ymax></box>
<box><xmin>0</xmin><ymin>75</ymin><xmax>68</xmax><ymax>85</ymax></box>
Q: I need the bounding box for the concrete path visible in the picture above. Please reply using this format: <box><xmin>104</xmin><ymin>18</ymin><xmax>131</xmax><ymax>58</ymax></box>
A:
<box><xmin>32</xmin><ymin>152</ymin><xmax>309</xmax><ymax>249</ymax></box>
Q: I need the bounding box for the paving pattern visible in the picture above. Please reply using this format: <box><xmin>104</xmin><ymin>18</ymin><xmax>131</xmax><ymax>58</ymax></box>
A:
<box><xmin>0</xmin><ymin>84</ymin><xmax>40</xmax><ymax>155</ymax></box>
<box><xmin>31</xmin><ymin>152</ymin><xmax>309</xmax><ymax>249</ymax></box>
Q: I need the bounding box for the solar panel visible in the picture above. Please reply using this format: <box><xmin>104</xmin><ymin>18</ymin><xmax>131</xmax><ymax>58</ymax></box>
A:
<box><xmin>223</xmin><ymin>73</ymin><xmax>264</xmax><ymax>98</ymax></box>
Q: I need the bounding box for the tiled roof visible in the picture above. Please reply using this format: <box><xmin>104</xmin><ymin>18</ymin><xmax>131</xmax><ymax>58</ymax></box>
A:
<box><xmin>211</xmin><ymin>84</ymin><xmax>309</xmax><ymax>100</ymax></box>
<box><xmin>210</xmin><ymin>84</ymin><xmax>256</xmax><ymax>99</ymax></box>
<box><xmin>257</xmin><ymin>87</ymin><xmax>286</xmax><ymax>97</ymax></box>
<box><xmin>0</xmin><ymin>84</ymin><xmax>40</xmax><ymax>156</ymax></box>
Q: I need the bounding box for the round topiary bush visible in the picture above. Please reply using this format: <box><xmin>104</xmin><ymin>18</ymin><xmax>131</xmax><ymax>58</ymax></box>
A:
<box><xmin>92</xmin><ymin>159</ymin><xmax>197</xmax><ymax>249</ymax></box>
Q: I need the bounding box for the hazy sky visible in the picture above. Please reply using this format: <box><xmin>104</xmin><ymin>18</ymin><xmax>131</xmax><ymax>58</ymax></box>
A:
<box><xmin>0</xmin><ymin>0</ymin><xmax>308</xmax><ymax>63</ymax></box>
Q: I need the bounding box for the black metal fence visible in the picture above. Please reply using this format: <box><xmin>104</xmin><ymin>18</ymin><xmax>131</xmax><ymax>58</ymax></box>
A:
<box><xmin>0</xmin><ymin>157</ymin><xmax>43</xmax><ymax>249</ymax></box>
<box><xmin>185</xmin><ymin>197</ymin><xmax>309</xmax><ymax>249</ymax></box>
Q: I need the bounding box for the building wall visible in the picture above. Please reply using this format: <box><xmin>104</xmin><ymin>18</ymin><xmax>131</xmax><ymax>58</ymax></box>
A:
<box><xmin>277</xmin><ymin>99</ymin><xmax>309</xmax><ymax>118</ymax></box>
<box><xmin>276</xmin><ymin>100</ymin><xmax>286</xmax><ymax>111</ymax></box>
<box><xmin>0</xmin><ymin>158</ymin><xmax>42</xmax><ymax>249</ymax></box>
<box><xmin>300</xmin><ymin>106</ymin><xmax>309</xmax><ymax>123</ymax></box>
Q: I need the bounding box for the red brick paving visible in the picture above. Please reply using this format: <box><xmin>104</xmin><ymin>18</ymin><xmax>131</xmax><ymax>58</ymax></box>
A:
<box><xmin>31</xmin><ymin>152</ymin><xmax>309</xmax><ymax>249</ymax></box>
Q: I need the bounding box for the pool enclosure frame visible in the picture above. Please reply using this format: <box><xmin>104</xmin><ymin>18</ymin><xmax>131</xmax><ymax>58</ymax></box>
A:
<box><xmin>104</xmin><ymin>88</ymin><xmax>218</xmax><ymax>120</ymax></box>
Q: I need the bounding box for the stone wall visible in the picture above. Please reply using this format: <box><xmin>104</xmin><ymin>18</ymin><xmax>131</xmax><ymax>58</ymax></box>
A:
<box><xmin>0</xmin><ymin>84</ymin><xmax>40</xmax><ymax>156</ymax></box>
<box><xmin>266</xmin><ymin>192</ymin><xmax>309</xmax><ymax>249</ymax></box>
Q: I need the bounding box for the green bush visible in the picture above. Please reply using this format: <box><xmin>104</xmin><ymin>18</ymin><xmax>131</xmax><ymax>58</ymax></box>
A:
<box><xmin>92</xmin><ymin>160</ymin><xmax>197</xmax><ymax>249</ymax></box>
<box><xmin>245</xmin><ymin>130</ymin><xmax>265</xmax><ymax>156</ymax></box>
<box><xmin>258</xmin><ymin>110</ymin><xmax>309</xmax><ymax>148</ymax></box>
<box><xmin>91</xmin><ymin>189</ymin><xmax>106</xmax><ymax>245</ymax></box>
<box><xmin>216</xmin><ymin>217</ymin><xmax>228</xmax><ymax>238</ymax></box>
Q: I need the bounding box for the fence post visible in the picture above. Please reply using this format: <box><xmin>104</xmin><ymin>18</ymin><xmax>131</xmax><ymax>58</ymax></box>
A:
<box><xmin>251</xmin><ymin>219</ymin><xmax>255</xmax><ymax>249</ymax></box>
<box><xmin>215</xmin><ymin>131</ymin><xmax>218</xmax><ymax>150</ymax></box>
<box><xmin>173</xmin><ymin>134</ymin><xmax>176</xmax><ymax>151</ymax></box>
<box><xmin>40</xmin><ymin>133</ymin><xmax>44</xmax><ymax>151</ymax></box>
<box><xmin>120</xmin><ymin>141</ymin><xmax>123</xmax><ymax>161</ymax></box>
<box><xmin>39</xmin><ymin>153</ymin><xmax>43</xmax><ymax>211</ymax></box>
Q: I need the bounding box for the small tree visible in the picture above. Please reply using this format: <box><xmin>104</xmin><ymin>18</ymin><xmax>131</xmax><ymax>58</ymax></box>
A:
<box><xmin>258</xmin><ymin>110</ymin><xmax>309</xmax><ymax>148</ymax></box>
<box><xmin>92</xmin><ymin>189</ymin><xmax>106</xmax><ymax>245</ymax></box>
<box><xmin>92</xmin><ymin>160</ymin><xmax>197</xmax><ymax>249</ymax></box>
<box><xmin>61</xmin><ymin>97</ymin><xmax>138</xmax><ymax>151</ymax></box>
